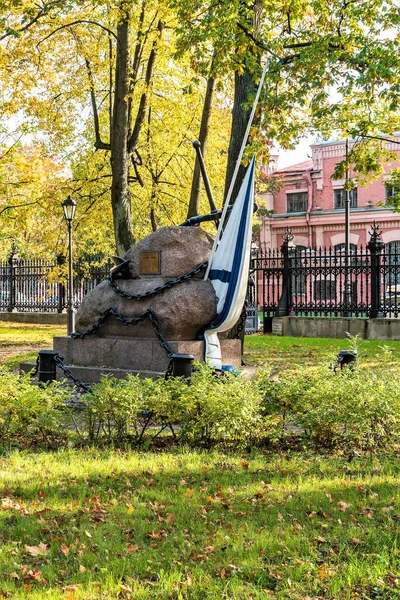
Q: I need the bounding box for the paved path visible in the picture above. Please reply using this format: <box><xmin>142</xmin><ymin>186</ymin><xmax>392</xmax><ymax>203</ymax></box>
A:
<box><xmin>0</xmin><ymin>344</ymin><xmax>37</xmax><ymax>366</ymax></box>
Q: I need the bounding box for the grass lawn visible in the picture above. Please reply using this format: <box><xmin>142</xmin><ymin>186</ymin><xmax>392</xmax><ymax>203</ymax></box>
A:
<box><xmin>0</xmin><ymin>322</ymin><xmax>66</xmax><ymax>370</ymax></box>
<box><xmin>243</xmin><ymin>334</ymin><xmax>400</xmax><ymax>371</ymax></box>
<box><xmin>0</xmin><ymin>449</ymin><xmax>399</xmax><ymax>600</ymax></box>
<box><xmin>1</xmin><ymin>326</ymin><xmax>400</xmax><ymax>598</ymax></box>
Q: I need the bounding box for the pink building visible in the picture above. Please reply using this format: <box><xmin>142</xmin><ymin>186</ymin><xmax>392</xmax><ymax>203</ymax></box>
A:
<box><xmin>259</xmin><ymin>138</ymin><xmax>400</xmax><ymax>251</ymax></box>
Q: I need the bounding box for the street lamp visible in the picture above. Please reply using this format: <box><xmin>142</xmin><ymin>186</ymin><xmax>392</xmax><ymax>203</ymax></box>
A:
<box><xmin>62</xmin><ymin>195</ymin><xmax>77</xmax><ymax>335</ymax></box>
<box><xmin>343</xmin><ymin>138</ymin><xmax>353</xmax><ymax>315</ymax></box>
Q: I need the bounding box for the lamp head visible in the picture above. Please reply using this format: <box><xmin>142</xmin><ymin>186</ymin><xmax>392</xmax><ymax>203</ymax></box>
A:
<box><xmin>62</xmin><ymin>195</ymin><xmax>77</xmax><ymax>222</ymax></box>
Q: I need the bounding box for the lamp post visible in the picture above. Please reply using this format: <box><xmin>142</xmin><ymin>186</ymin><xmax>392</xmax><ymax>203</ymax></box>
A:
<box><xmin>343</xmin><ymin>138</ymin><xmax>353</xmax><ymax>315</ymax></box>
<box><xmin>62</xmin><ymin>195</ymin><xmax>77</xmax><ymax>335</ymax></box>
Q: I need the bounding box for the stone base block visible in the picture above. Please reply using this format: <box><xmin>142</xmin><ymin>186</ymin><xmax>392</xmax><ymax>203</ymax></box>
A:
<box><xmin>53</xmin><ymin>336</ymin><xmax>242</xmax><ymax>373</ymax></box>
<box><xmin>20</xmin><ymin>362</ymin><xmax>164</xmax><ymax>384</ymax></box>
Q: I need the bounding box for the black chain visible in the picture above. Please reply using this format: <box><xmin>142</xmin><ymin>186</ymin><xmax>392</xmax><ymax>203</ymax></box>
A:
<box><xmin>107</xmin><ymin>260</ymin><xmax>208</xmax><ymax>300</ymax></box>
<box><xmin>164</xmin><ymin>360</ymin><xmax>173</xmax><ymax>380</ymax></box>
<box><xmin>146</xmin><ymin>309</ymin><xmax>174</xmax><ymax>358</ymax></box>
<box><xmin>30</xmin><ymin>354</ymin><xmax>40</xmax><ymax>378</ymax></box>
<box><xmin>71</xmin><ymin>307</ymin><xmax>174</xmax><ymax>359</ymax></box>
<box><xmin>53</xmin><ymin>354</ymin><xmax>91</xmax><ymax>393</ymax></box>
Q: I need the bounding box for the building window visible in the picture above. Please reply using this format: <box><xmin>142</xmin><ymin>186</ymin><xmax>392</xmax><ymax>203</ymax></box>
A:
<box><xmin>315</xmin><ymin>280</ymin><xmax>336</xmax><ymax>301</ymax></box>
<box><xmin>386</xmin><ymin>184</ymin><xmax>400</xmax><ymax>205</ymax></box>
<box><xmin>334</xmin><ymin>188</ymin><xmax>357</xmax><ymax>209</ymax></box>
<box><xmin>291</xmin><ymin>246</ymin><xmax>307</xmax><ymax>296</ymax></box>
<box><xmin>334</xmin><ymin>243</ymin><xmax>357</xmax><ymax>254</ymax></box>
<box><xmin>287</xmin><ymin>192</ymin><xmax>307</xmax><ymax>213</ymax></box>
<box><xmin>385</xmin><ymin>241</ymin><xmax>400</xmax><ymax>286</ymax></box>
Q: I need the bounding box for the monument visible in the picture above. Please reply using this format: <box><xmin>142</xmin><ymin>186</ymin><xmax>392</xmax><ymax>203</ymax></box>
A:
<box><xmin>51</xmin><ymin>225</ymin><xmax>242</xmax><ymax>383</ymax></box>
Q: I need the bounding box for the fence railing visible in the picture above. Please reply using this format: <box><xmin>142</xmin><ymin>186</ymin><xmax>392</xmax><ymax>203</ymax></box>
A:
<box><xmin>250</xmin><ymin>223</ymin><xmax>400</xmax><ymax>331</ymax></box>
<box><xmin>0</xmin><ymin>252</ymin><xmax>112</xmax><ymax>313</ymax></box>
<box><xmin>1</xmin><ymin>223</ymin><xmax>397</xmax><ymax>326</ymax></box>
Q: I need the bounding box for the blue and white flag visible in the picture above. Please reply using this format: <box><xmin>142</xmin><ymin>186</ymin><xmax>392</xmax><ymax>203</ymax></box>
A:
<box><xmin>204</xmin><ymin>156</ymin><xmax>255</xmax><ymax>369</ymax></box>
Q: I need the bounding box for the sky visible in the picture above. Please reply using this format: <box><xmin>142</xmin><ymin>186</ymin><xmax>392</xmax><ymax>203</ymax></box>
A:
<box><xmin>277</xmin><ymin>136</ymin><xmax>316</xmax><ymax>169</ymax></box>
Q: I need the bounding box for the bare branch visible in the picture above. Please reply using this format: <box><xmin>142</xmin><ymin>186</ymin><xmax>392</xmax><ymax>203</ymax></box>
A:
<box><xmin>358</xmin><ymin>134</ymin><xmax>400</xmax><ymax>146</ymax></box>
<box><xmin>0</xmin><ymin>0</ymin><xmax>66</xmax><ymax>41</ymax></box>
<box><xmin>0</xmin><ymin>201</ymin><xmax>38</xmax><ymax>215</ymax></box>
<box><xmin>236</xmin><ymin>22</ymin><xmax>277</xmax><ymax>56</ymax></box>
<box><xmin>37</xmin><ymin>20</ymin><xmax>117</xmax><ymax>47</ymax></box>
<box><xmin>84</xmin><ymin>57</ymin><xmax>111</xmax><ymax>151</ymax></box>
<box><xmin>128</xmin><ymin>19</ymin><xmax>164</xmax><ymax>153</ymax></box>
<box><xmin>130</xmin><ymin>154</ymin><xmax>144</xmax><ymax>187</ymax></box>
<box><xmin>0</xmin><ymin>134</ymin><xmax>23</xmax><ymax>161</ymax></box>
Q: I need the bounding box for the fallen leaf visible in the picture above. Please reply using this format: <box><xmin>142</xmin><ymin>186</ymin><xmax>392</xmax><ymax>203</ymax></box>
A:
<box><xmin>22</xmin><ymin>569</ymin><xmax>43</xmax><ymax>582</ymax></box>
<box><xmin>64</xmin><ymin>584</ymin><xmax>79</xmax><ymax>600</ymax></box>
<box><xmin>120</xmin><ymin>583</ymin><xmax>133</xmax><ymax>593</ymax></box>
<box><xmin>338</xmin><ymin>501</ymin><xmax>351</xmax><ymax>511</ymax></box>
<box><xmin>60</xmin><ymin>544</ymin><xmax>70</xmax><ymax>556</ymax></box>
<box><xmin>24</xmin><ymin>542</ymin><xmax>48</xmax><ymax>556</ymax></box>
<box><xmin>261</xmin><ymin>482</ymin><xmax>274</xmax><ymax>490</ymax></box>
<box><xmin>127</xmin><ymin>544</ymin><xmax>139</xmax><ymax>553</ymax></box>
<box><xmin>79</xmin><ymin>565</ymin><xmax>86</xmax><ymax>573</ymax></box>
<box><xmin>140</xmin><ymin>579</ymin><xmax>157</xmax><ymax>586</ymax></box>
<box><xmin>84</xmin><ymin>530</ymin><xmax>92</xmax><ymax>538</ymax></box>
<box><xmin>148</xmin><ymin>529</ymin><xmax>167</xmax><ymax>540</ymax></box>
<box><xmin>2</xmin><ymin>497</ymin><xmax>24</xmax><ymax>511</ymax></box>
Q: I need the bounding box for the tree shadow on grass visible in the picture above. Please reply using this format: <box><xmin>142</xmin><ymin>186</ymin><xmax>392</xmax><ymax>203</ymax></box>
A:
<box><xmin>1</xmin><ymin>452</ymin><xmax>399</xmax><ymax>599</ymax></box>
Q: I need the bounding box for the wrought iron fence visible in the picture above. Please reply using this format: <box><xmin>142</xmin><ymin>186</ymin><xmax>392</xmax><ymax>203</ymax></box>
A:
<box><xmin>0</xmin><ymin>251</ymin><xmax>112</xmax><ymax>313</ymax></box>
<box><xmin>2</xmin><ymin>222</ymin><xmax>398</xmax><ymax>325</ymax></box>
<box><xmin>250</xmin><ymin>223</ymin><xmax>400</xmax><ymax>331</ymax></box>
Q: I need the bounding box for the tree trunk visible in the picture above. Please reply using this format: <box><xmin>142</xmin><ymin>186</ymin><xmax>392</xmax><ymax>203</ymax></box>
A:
<box><xmin>110</xmin><ymin>14</ymin><xmax>135</xmax><ymax>256</ymax></box>
<box><xmin>224</xmin><ymin>0</ymin><xmax>262</xmax><ymax>342</ymax></box>
<box><xmin>223</xmin><ymin>68</ymin><xmax>256</xmax><ymax>204</ymax></box>
<box><xmin>187</xmin><ymin>73</ymin><xmax>216</xmax><ymax>219</ymax></box>
<box><xmin>224</xmin><ymin>0</ymin><xmax>262</xmax><ymax>204</ymax></box>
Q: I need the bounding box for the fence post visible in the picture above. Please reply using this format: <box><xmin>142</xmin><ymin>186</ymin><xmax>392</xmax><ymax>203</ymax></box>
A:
<box><xmin>7</xmin><ymin>244</ymin><xmax>17</xmax><ymax>312</ymax></box>
<box><xmin>277</xmin><ymin>229</ymin><xmax>295</xmax><ymax>317</ymax></box>
<box><xmin>367</xmin><ymin>222</ymin><xmax>383</xmax><ymax>319</ymax></box>
<box><xmin>56</xmin><ymin>254</ymin><xmax>66</xmax><ymax>313</ymax></box>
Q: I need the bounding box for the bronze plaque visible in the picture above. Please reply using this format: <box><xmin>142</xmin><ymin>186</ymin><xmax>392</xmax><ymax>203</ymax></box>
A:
<box><xmin>139</xmin><ymin>251</ymin><xmax>161</xmax><ymax>275</ymax></box>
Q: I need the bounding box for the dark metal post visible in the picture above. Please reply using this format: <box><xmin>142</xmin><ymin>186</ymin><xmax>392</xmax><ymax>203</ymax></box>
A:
<box><xmin>277</xmin><ymin>229</ymin><xmax>295</xmax><ymax>317</ymax></box>
<box><xmin>192</xmin><ymin>140</ymin><xmax>218</xmax><ymax>213</ymax></box>
<box><xmin>170</xmin><ymin>353</ymin><xmax>194</xmax><ymax>379</ymax></box>
<box><xmin>343</xmin><ymin>137</ymin><xmax>353</xmax><ymax>316</ymax></box>
<box><xmin>7</xmin><ymin>244</ymin><xmax>17</xmax><ymax>313</ymax></box>
<box><xmin>367</xmin><ymin>222</ymin><xmax>383</xmax><ymax>319</ymax></box>
<box><xmin>37</xmin><ymin>350</ymin><xmax>58</xmax><ymax>383</ymax></box>
<box><xmin>67</xmin><ymin>220</ymin><xmax>76</xmax><ymax>334</ymax></box>
<box><xmin>62</xmin><ymin>196</ymin><xmax>77</xmax><ymax>335</ymax></box>
<box><xmin>56</xmin><ymin>254</ymin><xmax>66</xmax><ymax>314</ymax></box>
<box><xmin>335</xmin><ymin>350</ymin><xmax>357</xmax><ymax>371</ymax></box>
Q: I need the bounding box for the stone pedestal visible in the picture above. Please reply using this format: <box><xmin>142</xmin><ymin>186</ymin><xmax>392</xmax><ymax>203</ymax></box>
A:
<box><xmin>50</xmin><ymin>336</ymin><xmax>242</xmax><ymax>383</ymax></box>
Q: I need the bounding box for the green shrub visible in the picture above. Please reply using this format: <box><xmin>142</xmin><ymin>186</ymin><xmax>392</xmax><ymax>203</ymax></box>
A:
<box><xmin>272</xmin><ymin>364</ymin><xmax>400</xmax><ymax>452</ymax></box>
<box><xmin>2</xmin><ymin>350</ymin><xmax>400</xmax><ymax>454</ymax></box>
<box><xmin>0</xmin><ymin>369</ymin><xmax>69</xmax><ymax>445</ymax></box>
<box><xmin>83</xmin><ymin>363</ymin><xmax>267</xmax><ymax>448</ymax></box>
<box><xmin>179</xmin><ymin>362</ymin><xmax>265</xmax><ymax>447</ymax></box>
<box><xmin>82</xmin><ymin>375</ymin><xmax>151</xmax><ymax>444</ymax></box>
